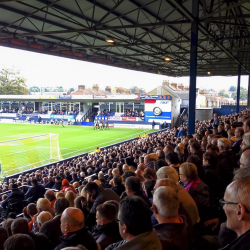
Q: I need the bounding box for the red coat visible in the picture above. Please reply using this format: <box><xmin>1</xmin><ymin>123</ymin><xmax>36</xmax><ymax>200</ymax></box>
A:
<box><xmin>60</xmin><ymin>185</ymin><xmax>77</xmax><ymax>193</ymax></box>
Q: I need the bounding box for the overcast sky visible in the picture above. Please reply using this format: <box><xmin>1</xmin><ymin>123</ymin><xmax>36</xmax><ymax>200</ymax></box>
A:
<box><xmin>0</xmin><ymin>46</ymin><xmax>249</xmax><ymax>92</ymax></box>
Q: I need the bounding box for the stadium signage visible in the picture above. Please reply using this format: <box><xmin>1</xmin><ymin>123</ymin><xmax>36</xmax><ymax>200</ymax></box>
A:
<box><xmin>59</xmin><ymin>95</ymin><xmax>72</xmax><ymax>99</ymax></box>
<box><xmin>140</xmin><ymin>95</ymin><xmax>172</xmax><ymax>100</ymax></box>
<box><xmin>121</xmin><ymin>117</ymin><xmax>137</xmax><ymax>121</ymax></box>
<box><xmin>50</xmin><ymin>115</ymin><xmax>75</xmax><ymax>119</ymax></box>
<box><xmin>93</xmin><ymin>95</ymin><xmax>107</xmax><ymax>99</ymax></box>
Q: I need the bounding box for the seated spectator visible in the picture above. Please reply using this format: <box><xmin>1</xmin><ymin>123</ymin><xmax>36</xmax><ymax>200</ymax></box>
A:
<box><xmin>84</xmin><ymin>182</ymin><xmax>120</xmax><ymax>230</ymax></box>
<box><xmin>0</xmin><ymin>227</ymin><xmax>8</xmax><ymax>250</ymax></box>
<box><xmin>85</xmin><ymin>182</ymin><xmax>120</xmax><ymax>214</ymax></box>
<box><xmin>92</xmin><ymin>203</ymin><xmax>122</xmax><ymax>249</ymax></box>
<box><xmin>106</xmin><ymin>196</ymin><xmax>161</xmax><ymax>250</ymax></box>
<box><xmin>27</xmin><ymin>203</ymin><xmax>38</xmax><ymax>232</ymax></box>
<box><xmin>111</xmin><ymin>176</ymin><xmax>125</xmax><ymax>197</ymax></box>
<box><xmin>142</xmin><ymin>168</ymin><xmax>157</xmax><ymax>181</ymax></box>
<box><xmin>175</xmin><ymin>146</ymin><xmax>187</xmax><ymax>164</ymax></box>
<box><xmin>44</xmin><ymin>176</ymin><xmax>55</xmax><ymax>189</ymax></box>
<box><xmin>37</xmin><ymin>211</ymin><xmax>53</xmax><ymax>230</ymax></box>
<box><xmin>53</xmin><ymin>176</ymin><xmax>62</xmax><ymax>190</ymax></box>
<box><xmin>4</xmin><ymin>234</ymin><xmax>35</xmax><ymax>250</ymax></box>
<box><xmin>142</xmin><ymin>179</ymin><xmax>156</xmax><ymax>203</ymax></box>
<box><xmin>179</xmin><ymin>162</ymin><xmax>210</xmax><ymax>222</ymax></box>
<box><xmin>11</xmin><ymin>218</ymin><xmax>51</xmax><ymax>250</ymax></box>
<box><xmin>221</xmin><ymin>177</ymin><xmax>250</xmax><ymax>250</ymax></box>
<box><xmin>240</xmin><ymin>150</ymin><xmax>250</xmax><ymax>169</ymax></box>
<box><xmin>40</xmin><ymin>198</ymin><xmax>70</xmax><ymax>249</ymax></box>
<box><xmin>55</xmin><ymin>207</ymin><xmax>98</xmax><ymax>250</ymax></box>
<box><xmin>44</xmin><ymin>190</ymin><xmax>57</xmax><ymax>209</ymax></box>
<box><xmin>190</xmin><ymin>142</ymin><xmax>203</xmax><ymax>160</ymax></box>
<box><xmin>152</xmin><ymin>186</ymin><xmax>192</xmax><ymax>250</ymax></box>
<box><xmin>165</xmin><ymin>152</ymin><xmax>180</xmax><ymax>173</ymax></box>
<box><xmin>1</xmin><ymin>183</ymin><xmax>24</xmax><ymax>210</ymax></box>
<box><xmin>124</xmin><ymin>176</ymin><xmax>150</xmax><ymax>206</ymax></box>
<box><xmin>232</xmin><ymin>127</ymin><xmax>244</xmax><ymax>156</ymax></box>
<box><xmin>24</xmin><ymin>179</ymin><xmax>45</xmax><ymax>203</ymax></box>
<box><xmin>144</xmin><ymin>154</ymin><xmax>158</xmax><ymax>169</ymax></box>
<box><xmin>60</xmin><ymin>179</ymin><xmax>77</xmax><ymax>193</ymax></box>
<box><xmin>217</xmin><ymin>125</ymin><xmax>228</xmax><ymax>138</ymax></box>
<box><xmin>65</xmin><ymin>190</ymin><xmax>76</xmax><ymax>207</ymax></box>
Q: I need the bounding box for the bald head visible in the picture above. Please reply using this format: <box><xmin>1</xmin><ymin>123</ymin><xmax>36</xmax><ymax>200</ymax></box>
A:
<box><xmin>61</xmin><ymin>208</ymin><xmax>84</xmax><ymax>234</ymax></box>
<box><xmin>138</xmin><ymin>163</ymin><xmax>146</xmax><ymax>171</ymax></box>
<box><xmin>112</xmin><ymin>168</ymin><xmax>119</xmax><ymax>178</ymax></box>
<box><xmin>240</xmin><ymin>150</ymin><xmax>250</xmax><ymax>169</ymax></box>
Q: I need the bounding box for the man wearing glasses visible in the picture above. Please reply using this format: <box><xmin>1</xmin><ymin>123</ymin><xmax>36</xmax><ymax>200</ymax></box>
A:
<box><xmin>220</xmin><ymin>177</ymin><xmax>250</xmax><ymax>250</ymax></box>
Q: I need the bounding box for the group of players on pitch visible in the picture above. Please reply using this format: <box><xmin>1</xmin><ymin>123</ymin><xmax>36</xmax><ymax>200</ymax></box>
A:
<box><xmin>94</xmin><ymin>120</ymin><xmax>109</xmax><ymax>130</ymax></box>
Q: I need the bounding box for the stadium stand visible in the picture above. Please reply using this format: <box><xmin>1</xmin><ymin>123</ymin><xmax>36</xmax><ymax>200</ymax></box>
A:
<box><xmin>0</xmin><ymin>109</ymin><xmax>250</xmax><ymax>250</ymax></box>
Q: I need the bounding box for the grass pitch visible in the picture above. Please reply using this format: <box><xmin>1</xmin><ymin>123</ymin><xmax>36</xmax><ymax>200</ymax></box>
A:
<box><xmin>0</xmin><ymin>123</ymin><xmax>155</xmax><ymax>176</ymax></box>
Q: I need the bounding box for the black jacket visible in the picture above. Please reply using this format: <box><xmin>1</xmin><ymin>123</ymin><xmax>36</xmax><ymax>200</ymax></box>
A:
<box><xmin>220</xmin><ymin>228</ymin><xmax>250</xmax><ymax>250</ymax></box>
<box><xmin>24</xmin><ymin>184</ymin><xmax>46</xmax><ymax>202</ymax></box>
<box><xmin>29</xmin><ymin>231</ymin><xmax>52</xmax><ymax>250</ymax></box>
<box><xmin>1</xmin><ymin>189</ymin><xmax>24</xmax><ymax>209</ymax></box>
<box><xmin>111</xmin><ymin>184</ymin><xmax>125</xmax><ymax>197</ymax></box>
<box><xmin>52</xmin><ymin>181</ymin><xmax>62</xmax><ymax>191</ymax></box>
<box><xmin>87</xmin><ymin>186</ymin><xmax>120</xmax><ymax>214</ymax></box>
<box><xmin>154</xmin><ymin>215</ymin><xmax>192</xmax><ymax>250</ymax></box>
<box><xmin>92</xmin><ymin>221</ymin><xmax>122</xmax><ymax>250</ymax></box>
<box><xmin>232</xmin><ymin>139</ymin><xmax>243</xmax><ymax>156</ymax></box>
<box><xmin>44</xmin><ymin>181</ymin><xmax>55</xmax><ymax>189</ymax></box>
<box><xmin>54</xmin><ymin>227</ymin><xmax>98</xmax><ymax>250</ymax></box>
<box><xmin>40</xmin><ymin>215</ymin><xmax>62</xmax><ymax>249</ymax></box>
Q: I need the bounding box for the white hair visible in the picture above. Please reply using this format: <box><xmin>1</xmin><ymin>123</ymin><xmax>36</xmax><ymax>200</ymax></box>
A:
<box><xmin>217</xmin><ymin>138</ymin><xmax>231</xmax><ymax>151</ymax></box>
<box><xmin>153</xmin><ymin>186</ymin><xmax>179</xmax><ymax>218</ymax></box>
<box><xmin>156</xmin><ymin>167</ymin><xmax>179</xmax><ymax>182</ymax></box>
<box><xmin>37</xmin><ymin>211</ymin><xmax>52</xmax><ymax>226</ymax></box>
<box><xmin>37</xmin><ymin>198</ymin><xmax>50</xmax><ymax>211</ymax></box>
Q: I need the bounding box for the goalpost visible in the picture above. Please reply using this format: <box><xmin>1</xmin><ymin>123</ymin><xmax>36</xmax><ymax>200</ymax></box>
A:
<box><xmin>0</xmin><ymin>134</ymin><xmax>62</xmax><ymax>177</ymax></box>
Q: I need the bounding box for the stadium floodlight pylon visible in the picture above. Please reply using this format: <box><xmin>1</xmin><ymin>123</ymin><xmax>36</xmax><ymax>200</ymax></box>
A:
<box><xmin>0</xmin><ymin>133</ymin><xmax>62</xmax><ymax>177</ymax></box>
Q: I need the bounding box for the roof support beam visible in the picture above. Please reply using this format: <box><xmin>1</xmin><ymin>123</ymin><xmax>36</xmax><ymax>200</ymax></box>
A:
<box><xmin>169</xmin><ymin>0</ymin><xmax>250</xmax><ymax>74</ymax></box>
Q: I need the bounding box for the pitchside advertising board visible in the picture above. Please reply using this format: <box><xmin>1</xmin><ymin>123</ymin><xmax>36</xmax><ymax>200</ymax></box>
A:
<box><xmin>144</xmin><ymin>99</ymin><xmax>172</xmax><ymax>123</ymax></box>
<box><xmin>50</xmin><ymin>115</ymin><xmax>75</xmax><ymax>119</ymax></box>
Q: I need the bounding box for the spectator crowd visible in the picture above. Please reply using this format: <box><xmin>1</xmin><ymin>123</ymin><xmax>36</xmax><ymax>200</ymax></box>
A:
<box><xmin>0</xmin><ymin>109</ymin><xmax>250</xmax><ymax>250</ymax></box>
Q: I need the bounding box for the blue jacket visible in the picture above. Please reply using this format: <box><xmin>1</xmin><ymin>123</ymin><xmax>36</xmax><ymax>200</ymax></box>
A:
<box><xmin>212</xmin><ymin>118</ymin><xmax>218</xmax><ymax>127</ymax></box>
<box><xmin>177</xmin><ymin>129</ymin><xmax>187</xmax><ymax>138</ymax></box>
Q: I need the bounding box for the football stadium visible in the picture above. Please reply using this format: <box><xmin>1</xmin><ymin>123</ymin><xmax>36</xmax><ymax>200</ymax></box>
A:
<box><xmin>1</xmin><ymin>1</ymin><xmax>250</xmax><ymax>250</ymax></box>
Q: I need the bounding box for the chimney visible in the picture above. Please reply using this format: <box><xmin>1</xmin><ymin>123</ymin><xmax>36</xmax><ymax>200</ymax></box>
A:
<box><xmin>92</xmin><ymin>84</ymin><xmax>99</xmax><ymax>91</ymax></box>
<box><xmin>178</xmin><ymin>83</ymin><xmax>184</xmax><ymax>90</ymax></box>
<box><xmin>105</xmin><ymin>86</ymin><xmax>111</xmax><ymax>93</ymax></box>
<box><xmin>171</xmin><ymin>83</ymin><xmax>177</xmax><ymax>89</ymax></box>
<box><xmin>78</xmin><ymin>85</ymin><xmax>85</xmax><ymax>90</ymax></box>
<box><xmin>162</xmin><ymin>80</ymin><xmax>169</xmax><ymax>87</ymax></box>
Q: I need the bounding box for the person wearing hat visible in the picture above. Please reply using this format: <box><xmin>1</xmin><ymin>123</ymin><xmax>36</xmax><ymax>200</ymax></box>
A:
<box><xmin>60</xmin><ymin>179</ymin><xmax>77</xmax><ymax>194</ymax></box>
<box><xmin>1</xmin><ymin>183</ymin><xmax>24</xmax><ymax>210</ymax></box>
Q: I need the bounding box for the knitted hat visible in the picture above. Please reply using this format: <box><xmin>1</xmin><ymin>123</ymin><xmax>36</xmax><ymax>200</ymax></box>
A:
<box><xmin>62</xmin><ymin>179</ymin><xmax>69</xmax><ymax>186</ymax></box>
